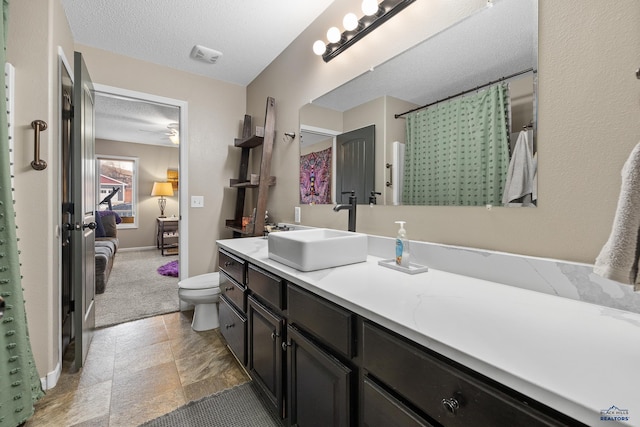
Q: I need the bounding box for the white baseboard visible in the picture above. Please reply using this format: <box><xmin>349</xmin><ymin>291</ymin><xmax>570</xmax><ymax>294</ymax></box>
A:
<box><xmin>119</xmin><ymin>246</ymin><xmax>157</xmax><ymax>252</ymax></box>
<box><xmin>41</xmin><ymin>361</ymin><xmax>61</xmax><ymax>390</ymax></box>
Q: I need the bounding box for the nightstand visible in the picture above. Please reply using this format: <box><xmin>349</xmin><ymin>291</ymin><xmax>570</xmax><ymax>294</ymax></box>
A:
<box><xmin>157</xmin><ymin>217</ymin><xmax>179</xmax><ymax>256</ymax></box>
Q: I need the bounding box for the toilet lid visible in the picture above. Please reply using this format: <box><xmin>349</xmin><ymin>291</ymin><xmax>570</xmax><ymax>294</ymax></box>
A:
<box><xmin>178</xmin><ymin>272</ymin><xmax>220</xmax><ymax>290</ymax></box>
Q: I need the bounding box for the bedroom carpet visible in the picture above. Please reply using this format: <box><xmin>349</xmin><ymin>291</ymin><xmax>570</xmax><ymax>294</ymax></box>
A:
<box><xmin>95</xmin><ymin>249</ymin><xmax>179</xmax><ymax>328</ymax></box>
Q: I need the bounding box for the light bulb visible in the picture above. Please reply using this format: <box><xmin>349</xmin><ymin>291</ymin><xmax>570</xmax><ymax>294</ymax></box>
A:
<box><xmin>313</xmin><ymin>40</ymin><xmax>326</xmax><ymax>56</ymax></box>
<box><xmin>343</xmin><ymin>13</ymin><xmax>359</xmax><ymax>31</ymax></box>
<box><xmin>327</xmin><ymin>27</ymin><xmax>341</xmax><ymax>43</ymax></box>
<box><xmin>362</xmin><ymin>0</ymin><xmax>379</xmax><ymax>16</ymax></box>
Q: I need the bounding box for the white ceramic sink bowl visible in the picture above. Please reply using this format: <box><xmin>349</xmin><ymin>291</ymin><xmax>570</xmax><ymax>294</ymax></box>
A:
<box><xmin>268</xmin><ymin>228</ymin><xmax>368</xmax><ymax>272</ymax></box>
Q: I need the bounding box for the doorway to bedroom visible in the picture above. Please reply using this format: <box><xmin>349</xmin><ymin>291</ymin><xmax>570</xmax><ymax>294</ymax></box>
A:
<box><xmin>92</xmin><ymin>85</ymin><xmax>188</xmax><ymax>328</ymax></box>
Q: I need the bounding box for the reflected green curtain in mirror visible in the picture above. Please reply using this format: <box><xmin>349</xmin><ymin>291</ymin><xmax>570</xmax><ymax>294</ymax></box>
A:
<box><xmin>0</xmin><ymin>1</ymin><xmax>45</xmax><ymax>425</ymax></box>
<box><xmin>403</xmin><ymin>83</ymin><xmax>510</xmax><ymax>206</ymax></box>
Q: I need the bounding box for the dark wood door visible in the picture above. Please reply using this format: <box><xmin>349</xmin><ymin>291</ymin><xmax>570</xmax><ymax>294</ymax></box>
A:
<box><xmin>336</xmin><ymin>125</ymin><xmax>375</xmax><ymax>204</ymax></box>
<box><xmin>72</xmin><ymin>51</ymin><xmax>96</xmax><ymax>370</ymax></box>
<box><xmin>248</xmin><ymin>295</ymin><xmax>284</xmax><ymax>418</ymax></box>
<box><xmin>60</xmin><ymin>58</ymin><xmax>73</xmax><ymax>357</ymax></box>
<box><xmin>286</xmin><ymin>325</ymin><xmax>352</xmax><ymax>427</ymax></box>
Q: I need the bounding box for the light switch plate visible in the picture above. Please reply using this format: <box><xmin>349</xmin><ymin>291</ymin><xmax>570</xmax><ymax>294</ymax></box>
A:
<box><xmin>191</xmin><ymin>195</ymin><xmax>204</xmax><ymax>208</ymax></box>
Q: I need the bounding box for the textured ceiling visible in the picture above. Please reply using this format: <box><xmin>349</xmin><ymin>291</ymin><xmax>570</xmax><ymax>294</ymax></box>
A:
<box><xmin>62</xmin><ymin>0</ymin><xmax>334</xmax><ymax>86</ymax></box>
<box><xmin>61</xmin><ymin>0</ymin><xmax>334</xmax><ymax>145</ymax></box>
<box><xmin>94</xmin><ymin>93</ymin><xmax>180</xmax><ymax>147</ymax></box>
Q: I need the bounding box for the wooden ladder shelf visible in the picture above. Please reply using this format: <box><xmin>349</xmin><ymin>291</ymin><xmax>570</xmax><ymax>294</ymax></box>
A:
<box><xmin>225</xmin><ymin>97</ymin><xmax>276</xmax><ymax>237</ymax></box>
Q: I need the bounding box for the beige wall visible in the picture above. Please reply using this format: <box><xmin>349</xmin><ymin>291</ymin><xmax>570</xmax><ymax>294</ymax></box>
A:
<box><xmin>6</xmin><ymin>0</ymin><xmax>75</xmax><ymax>379</ymax></box>
<box><xmin>76</xmin><ymin>45</ymin><xmax>246</xmax><ymax>276</ymax></box>
<box><xmin>96</xmin><ymin>139</ymin><xmax>179</xmax><ymax>249</ymax></box>
<box><xmin>7</xmin><ymin>0</ymin><xmax>246</xmax><ymax>379</ymax></box>
<box><xmin>248</xmin><ymin>0</ymin><xmax>640</xmax><ymax>265</ymax></box>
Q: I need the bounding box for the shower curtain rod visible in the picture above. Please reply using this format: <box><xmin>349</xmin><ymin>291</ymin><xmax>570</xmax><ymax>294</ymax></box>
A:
<box><xmin>394</xmin><ymin>68</ymin><xmax>535</xmax><ymax>119</ymax></box>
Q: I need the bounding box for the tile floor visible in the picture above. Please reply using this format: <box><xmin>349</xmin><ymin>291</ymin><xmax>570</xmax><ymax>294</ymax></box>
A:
<box><xmin>25</xmin><ymin>311</ymin><xmax>250</xmax><ymax>427</ymax></box>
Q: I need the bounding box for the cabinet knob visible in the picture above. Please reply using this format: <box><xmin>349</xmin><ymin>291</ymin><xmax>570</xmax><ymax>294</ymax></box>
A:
<box><xmin>225</xmin><ymin>286</ymin><xmax>234</xmax><ymax>292</ymax></box>
<box><xmin>281</xmin><ymin>341</ymin><xmax>291</xmax><ymax>352</ymax></box>
<box><xmin>224</xmin><ymin>261</ymin><xmax>233</xmax><ymax>267</ymax></box>
<box><xmin>271</xmin><ymin>331</ymin><xmax>280</xmax><ymax>341</ymax></box>
<box><xmin>225</xmin><ymin>323</ymin><xmax>234</xmax><ymax>329</ymax></box>
<box><xmin>441</xmin><ymin>397</ymin><xmax>460</xmax><ymax>415</ymax></box>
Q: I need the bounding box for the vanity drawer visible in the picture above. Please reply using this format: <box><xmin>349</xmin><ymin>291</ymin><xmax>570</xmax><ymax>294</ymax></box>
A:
<box><xmin>220</xmin><ymin>270</ymin><xmax>246</xmax><ymax>313</ymax></box>
<box><xmin>219</xmin><ymin>249</ymin><xmax>246</xmax><ymax>285</ymax></box>
<box><xmin>247</xmin><ymin>264</ymin><xmax>285</xmax><ymax>311</ymax></box>
<box><xmin>362</xmin><ymin>322</ymin><xmax>568</xmax><ymax>427</ymax></box>
<box><xmin>219</xmin><ymin>296</ymin><xmax>246</xmax><ymax>366</ymax></box>
<box><xmin>363</xmin><ymin>377</ymin><xmax>434</xmax><ymax>427</ymax></box>
<box><xmin>287</xmin><ymin>284</ymin><xmax>354</xmax><ymax>358</ymax></box>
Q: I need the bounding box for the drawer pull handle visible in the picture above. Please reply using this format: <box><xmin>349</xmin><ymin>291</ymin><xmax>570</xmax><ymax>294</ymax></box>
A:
<box><xmin>225</xmin><ymin>287</ymin><xmax>234</xmax><ymax>292</ymax></box>
<box><xmin>224</xmin><ymin>261</ymin><xmax>233</xmax><ymax>267</ymax></box>
<box><xmin>225</xmin><ymin>323</ymin><xmax>235</xmax><ymax>329</ymax></box>
<box><xmin>441</xmin><ymin>397</ymin><xmax>460</xmax><ymax>415</ymax></box>
<box><xmin>271</xmin><ymin>331</ymin><xmax>280</xmax><ymax>341</ymax></box>
<box><xmin>282</xmin><ymin>341</ymin><xmax>291</xmax><ymax>351</ymax></box>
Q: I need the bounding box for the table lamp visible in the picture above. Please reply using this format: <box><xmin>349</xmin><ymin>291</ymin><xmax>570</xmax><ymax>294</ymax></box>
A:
<box><xmin>151</xmin><ymin>181</ymin><xmax>174</xmax><ymax>217</ymax></box>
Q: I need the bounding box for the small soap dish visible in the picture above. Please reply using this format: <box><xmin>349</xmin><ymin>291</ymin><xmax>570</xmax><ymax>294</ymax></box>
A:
<box><xmin>378</xmin><ymin>259</ymin><xmax>429</xmax><ymax>275</ymax></box>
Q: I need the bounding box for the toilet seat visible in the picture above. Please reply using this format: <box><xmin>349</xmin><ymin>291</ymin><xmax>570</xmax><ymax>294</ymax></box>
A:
<box><xmin>178</xmin><ymin>272</ymin><xmax>220</xmax><ymax>290</ymax></box>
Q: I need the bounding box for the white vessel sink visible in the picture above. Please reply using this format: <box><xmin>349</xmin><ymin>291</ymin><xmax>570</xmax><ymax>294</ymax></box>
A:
<box><xmin>268</xmin><ymin>228</ymin><xmax>368</xmax><ymax>272</ymax></box>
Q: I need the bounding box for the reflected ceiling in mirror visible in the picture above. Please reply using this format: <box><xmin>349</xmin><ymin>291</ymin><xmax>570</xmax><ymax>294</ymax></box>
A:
<box><xmin>313</xmin><ymin>0</ymin><xmax>536</xmax><ymax>113</ymax></box>
<box><xmin>300</xmin><ymin>0</ymin><xmax>538</xmax><ymax>207</ymax></box>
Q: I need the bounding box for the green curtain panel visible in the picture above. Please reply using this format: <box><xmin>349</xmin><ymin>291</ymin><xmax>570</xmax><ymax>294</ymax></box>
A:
<box><xmin>0</xmin><ymin>1</ymin><xmax>45</xmax><ymax>425</ymax></box>
<box><xmin>403</xmin><ymin>83</ymin><xmax>510</xmax><ymax>206</ymax></box>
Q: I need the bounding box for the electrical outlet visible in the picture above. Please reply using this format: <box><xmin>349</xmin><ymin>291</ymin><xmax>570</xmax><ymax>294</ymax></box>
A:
<box><xmin>294</xmin><ymin>206</ymin><xmax>301</xmax><ymax>223</ymax></box>
<box><xmin>191</xmin><ymin>196</ymin><xmax>204</xmax><ymax>208</ymax></box>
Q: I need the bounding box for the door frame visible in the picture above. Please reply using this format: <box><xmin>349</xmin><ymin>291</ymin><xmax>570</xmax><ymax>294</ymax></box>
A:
<box><xmin>53</xmin><ymin>55</ymin><xmax>190</xmax><ymax>383</ymax></box>
<box><xmin>300</xmin><ymin>124</ymin><xmax>340</xmax><ymax>204</ymax></box>
<box><xmin>92</xmin><ymin>83</ymin><xmax>189</xmax><ymax>281</ymax></box>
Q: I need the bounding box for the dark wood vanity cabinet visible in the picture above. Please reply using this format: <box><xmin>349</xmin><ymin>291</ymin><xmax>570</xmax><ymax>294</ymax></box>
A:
<box><xmin>248</xmin><ymin>295</ymin><xmax>285</xmax><ymax>418</ymax></box>
<box><xmin>218</xmin><ymin>296</ymin><xmax>246</xmax><ymax>366</ymax></box>
<box><xmin>286</xmin><ymin>324</ymin><xmax>353</xmax><ymax>427</ymax></box>
<box><xmin>218</xmin><ymin>249</ymin><xmax>248</xmax><ymax>367</ymax></box>
<box><xmin>217</xmin><ymin>248</ymin><xmax>583</xmax><ymax>427</ymax></box>
<box><xmin>362</xmin><ymin>321</ymin><xmax>576</xmax><ymax>427</ymax></box>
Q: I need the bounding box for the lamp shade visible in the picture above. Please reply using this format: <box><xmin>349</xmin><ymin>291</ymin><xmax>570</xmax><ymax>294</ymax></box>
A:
<box><xmin>151</xmin><ymin>182</ymin><xmax>174</xmax><ymax>197</ymax></box>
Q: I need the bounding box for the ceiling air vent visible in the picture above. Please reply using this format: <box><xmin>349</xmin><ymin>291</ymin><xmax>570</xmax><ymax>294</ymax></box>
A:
<box><xmin>190</xmin><ymin>45</ymin><xmax>222</xmax><ymax>64</ymax></box>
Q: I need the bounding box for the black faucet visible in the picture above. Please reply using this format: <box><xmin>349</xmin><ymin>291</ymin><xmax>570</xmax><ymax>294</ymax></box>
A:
<box><xmin>369</xmin><ymin>191</ymin><xmax>381</xmax><ymax>205</ymax></box>
<box><xmin>333</xmin><ymin>191</ymin><xmax>357</xmax><ymax>232</ymax></box>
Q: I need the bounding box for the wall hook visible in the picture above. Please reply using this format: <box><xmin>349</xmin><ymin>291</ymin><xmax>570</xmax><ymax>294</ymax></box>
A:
<box><xmin>30</xmin><ymin>119</ymin><xmax>47</xmax><ymax>171</ymax></box>
<box><xmin>282</xmin><ymin>132</ymin><xmax>296</xmax><ymax>143</ymax></box>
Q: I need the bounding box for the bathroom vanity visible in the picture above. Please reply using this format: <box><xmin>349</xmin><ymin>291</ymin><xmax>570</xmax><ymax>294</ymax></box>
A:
<box><xmin>217</xmin><ymin>235</ymin><xmax>639</xmax><ymax>427</ymax></box>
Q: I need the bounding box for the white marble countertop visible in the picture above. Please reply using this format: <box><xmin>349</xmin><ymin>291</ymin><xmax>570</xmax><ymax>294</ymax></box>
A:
<box><xmin>217</xmin><ymin>236</ymin><xmax>640</xmax><ymax>427</ymax></box>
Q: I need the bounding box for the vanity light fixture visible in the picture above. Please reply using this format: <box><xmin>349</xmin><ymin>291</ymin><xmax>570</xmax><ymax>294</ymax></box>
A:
<box><xmin>313</xmin><ymin>0</ymin><xmax>416</xmax><ymax>63</ymax></box>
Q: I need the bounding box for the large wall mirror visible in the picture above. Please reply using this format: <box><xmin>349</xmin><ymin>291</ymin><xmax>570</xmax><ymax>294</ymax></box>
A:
<box><xmin>299</xmin><ymin>0</ymin><xmax>538</xmax><ymax>207</ymax></box>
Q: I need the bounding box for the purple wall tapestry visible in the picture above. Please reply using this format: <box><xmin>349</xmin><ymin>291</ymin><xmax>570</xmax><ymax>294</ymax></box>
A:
<box><xmin>300</xmin><ymin>147</ymin><xmax>332</xmax><ymax>204</ymax></box>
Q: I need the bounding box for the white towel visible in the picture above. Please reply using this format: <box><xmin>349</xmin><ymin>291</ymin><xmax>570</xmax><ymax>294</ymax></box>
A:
<box><xmin>502</xmin><ymin>130</ymin><xmax>535</xmax><ymax>205</ymax></box>
<box><xmin>594</xmin><ymin>142</ymin><xmax>640</xmax><ymax>291</ymax></box>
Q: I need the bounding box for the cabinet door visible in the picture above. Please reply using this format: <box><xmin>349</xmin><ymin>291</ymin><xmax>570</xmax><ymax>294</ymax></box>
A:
<box><xmin>248</xmin><ymin>295</ymin><xmax>284</xmax><ymax>418</ymax></box>
<box><xmin>286</xmin><ymin>325</ymin><xmax>352</xmax><ymax>427</ymax></box>
<box><xmin>219</xmin><ymin>296</ymin><xmax>246</xmax><ymax>366</ymax></box>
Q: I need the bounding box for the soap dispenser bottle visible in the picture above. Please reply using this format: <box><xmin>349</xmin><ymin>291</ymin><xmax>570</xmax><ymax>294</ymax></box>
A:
<box><xmin>395</xmin><ymin>221</ymin><xmax>410</xmax><ymax>267</ymax></box>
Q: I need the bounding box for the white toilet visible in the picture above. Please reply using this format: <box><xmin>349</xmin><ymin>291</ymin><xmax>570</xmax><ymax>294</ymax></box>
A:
<box><xmin>178</xmin><ymin>272</ymin><xmax>221</xmax><ymax>331</ymax></box>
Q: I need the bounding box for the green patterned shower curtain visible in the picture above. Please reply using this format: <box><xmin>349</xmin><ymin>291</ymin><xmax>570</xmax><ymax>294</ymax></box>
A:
<box><xmin>0</xmin><ymin>1</ymin><xmax>45</xmax><ymax>425</ymax></box>
<box><xmin>402</xmin><ymin>83</ymin><xmax>510</xmax><ymax>206</ymax></box>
